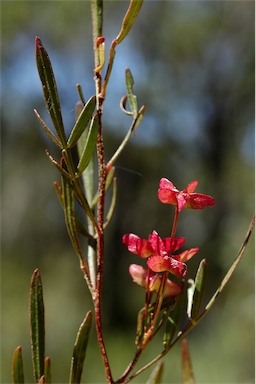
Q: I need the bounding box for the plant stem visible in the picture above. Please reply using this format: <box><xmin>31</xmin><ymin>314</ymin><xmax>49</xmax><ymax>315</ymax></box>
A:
<box><xmin>171</xmin><ymin>207</ymin><xmax>179</xmax><ymax>238</ymax></box>
<box><xmin>91</xmin><ymin>1</ymin><xmax>113</xmax><ymax>381</ymax></box>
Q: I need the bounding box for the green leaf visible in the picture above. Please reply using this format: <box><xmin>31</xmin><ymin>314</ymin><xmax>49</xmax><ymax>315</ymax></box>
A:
<box><xmin>115</xmin><ymin>0</ymin><xmax>144</xmax><ymax>44</ymax></box>
<box><xmin>125</xmin><ymin>68</ymin><xmax>138</xmax><ymax>116</ymax></box>
<box><xmin>30</xmin><ymin>269</ymin><xmax>45</xmax><ymax>383</ymax></box>
<box><xmin>12</xmin><ymin>346</ymin><xmax>25</xmax><ymax>384</ymax></box>
<box><xmin>62</xmin><ymin>176</ymin><xmax>84</xmax><ymax>262</ymax></box>
<box><xmin>69</xmin><ymin>311</ymin><xmax>92</xmax><ymax>384</ymax></box>
<box><xmin>44</xmin><ymin>357</ymin><xmax>52</xmax><ymax>384</ymax></box>
<box><xmin>146</xmin><ymin>361</ymin><xmax>164</xmax><ymax>384</ymax></box>
<box><xmin>190</xmin><ymin>259</ymin><xmax>207</xmax><ymax>322</ymax></box>
<box><xmin>181</xmin><ymin>339</ymin><xmax>195</xmax><ymax>384</ymax></box>
<box><xmin>67</xmin><ymin>96</ymin><xmax>96</xmax><ymax>148</ymax></box>
<box><xmin>35</xmin><ymin>36</ymin><xmax>66</xmax><ymax>147</ymax></box>
<box><xmin>77</xmin><ymin>114</ymin><xmax>99</xmax><ymax>176</ymax></box>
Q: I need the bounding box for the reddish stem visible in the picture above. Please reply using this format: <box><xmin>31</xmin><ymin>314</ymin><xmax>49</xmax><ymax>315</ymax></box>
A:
<box><xmin>94</xmin><ymin>110</ymin><xmax>113</xmax><ymax>383</ymax></box>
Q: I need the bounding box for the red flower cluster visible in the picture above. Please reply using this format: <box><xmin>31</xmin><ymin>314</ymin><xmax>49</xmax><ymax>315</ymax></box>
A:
<box><xmin>123</xmin><ymin>230</ymin><xmax>198</xmax><ymax>278</ymax></box>
<box><xmin>123</xmin><ymin>179</ymin><xmax>215</xmax><ymax>297</ymax></box>
<box><xmin>158</xmin><ymin>178</ymin><xmax>215</xmax><ymax>212</ymax></box>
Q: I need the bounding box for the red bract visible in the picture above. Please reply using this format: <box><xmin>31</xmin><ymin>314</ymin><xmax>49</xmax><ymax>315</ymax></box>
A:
<box><xmin>129</xmin><ymin>264</ymin><xmax>182</xmax><ymax>297</ymax></box>
<box><xmin>158</xmin><ymin>178</ymin><xmax>215</xmax><ymax>212</ymax></box>
<box><xmin>123</xmin><ymin>230</ymin><xmax>199</xmax><ymax>278</ymax></box>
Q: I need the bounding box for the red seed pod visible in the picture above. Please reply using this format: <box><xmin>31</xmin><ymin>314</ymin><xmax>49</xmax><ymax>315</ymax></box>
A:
<box><xmin>96</xmin><ymin>36</ymin><xmax>105</xmax><ymax>47</ymax></box>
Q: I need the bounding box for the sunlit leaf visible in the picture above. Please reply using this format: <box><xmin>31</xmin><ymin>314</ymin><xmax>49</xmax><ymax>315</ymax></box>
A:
<box><xmin>115</xmin><ymin>0</ymin><xmax>144</xmax><ymax>44</ymax></box>
<box><xmin>30</xmin><ymin>269</ymin><xmax>45</xmax><ymax>383</ymax></box>
<box><xmin>35</xmin><ymin>36</ymin><xmax>67</xmax><ymax>147</ymax></box>
<box><xmin>125</xmin><ymin>68</ymin><xmax>138</xmax><ymax>116</ymax></box>
<box><xmin>69</xmin><ymin>311</ymin><xmax>92</xmax><ymax>384</ymax></box>
<box><xmin>12</xmin><ymin>346</ymin><xmax>25</xmax><ymax>384</ymax></box>
<box><xmin>67</xmin><ymin>96</ymin><xmax>96</xmax><ymax>148</ymax></box>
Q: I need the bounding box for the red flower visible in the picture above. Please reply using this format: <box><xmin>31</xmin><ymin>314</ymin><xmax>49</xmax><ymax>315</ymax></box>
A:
<box><xmin>129</xmin><ymin>264</ymin><xmax>182</xmax><ymax>297</ymax></box>
<box><xmin>158</xmin><ymin>178</ymin><xmax>215</xmax><ymax>212</ymax></box>
<box><xmin>123</xmin><ymin>230</ymin><xmax>199</xmax><ymax>278</ymax></box>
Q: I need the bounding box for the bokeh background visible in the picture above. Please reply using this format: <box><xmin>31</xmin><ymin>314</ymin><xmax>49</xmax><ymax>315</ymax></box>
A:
<box><xmin>1</xmin><ymin>1</ymin><xmax>254</xmax><ymax>383</ymax></box>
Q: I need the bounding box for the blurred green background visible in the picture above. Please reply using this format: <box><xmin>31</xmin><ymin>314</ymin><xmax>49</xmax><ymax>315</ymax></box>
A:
<box><xmin>1</xmin><ymin>1</ymin><xmax>254</xmax><ymax>383</ymax></box>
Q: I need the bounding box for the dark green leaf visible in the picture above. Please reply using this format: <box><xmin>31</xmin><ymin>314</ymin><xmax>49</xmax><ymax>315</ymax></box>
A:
<box><xmin>35</xmin><ymin>36</ymin><xmax>66</xmax><ymax>147</ymax></box>
<box><xmin>77</xmin><ymin>114</ymin><xmax>99</xmax><ymax>175</ymax></box>
<box><xmin>30</xmin><ymin>269</ymin><xmax>45</xmax><ymax>383</ymax></box>
<box><xmin>181</xmin><ymin>339</ymin><xmax>195</xmax><ymax>384</ymax></box>
<box><xmin>67</xmin><ymin>96</ymin><xmax>96</xmax><ymax>148</ymax></box>
<box><xmin>115</xmin><ymin>0</ymin><xmax>144</xmax><ymax>44</ymax></box>
<box><xmin>69</xmin><ymin>311</ymin><xmax>92</xmax><ymax>384</ymax></box>
<box><xmin>44</xmin><ymin>357</ymin><xmax>51</xmax><ymax>384</ymax></box>
<box><xmin>146</xmin><ymin>361</ymin><xmax>164</xmax><ymax>384</ymax></box>
<box><xmin>12</xmin><ymin>346</ymin><xmax>25</xmax><ymax>384</ymax></box>
<box><xmin>190</xmin><ymin>259</ymin><xmax>207</xmax><ymax>322</ymax></box>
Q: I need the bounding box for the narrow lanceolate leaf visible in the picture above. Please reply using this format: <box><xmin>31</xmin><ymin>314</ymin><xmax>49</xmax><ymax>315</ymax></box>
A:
<box><xmin>190</xmin><ymin>259</ymin><xmax>207</xmax><ymax>322</ymax></box>
<box><xmin>125</xmin><ymin>68</ymin><xmax>138</xmax><ymax>116</ymax></box>
<box><xmin>115</xmin><ymin>0</ymin><xmax>143</xmax><ymax>44</ymax></box>
<box><xmin>67</xmin><ymin>96</ymin><xmax>96</xmax><ymax>148</ymax></box>
<box><xmin>35</xmin><ymin>36</ymin><xmax>67</xmax><ymax>147</ymax></box>
<box><xmin>34</xmin><ymin>109</ymin><xmax>63</xmax><ymax>149</ymax></box>
<box><xmin>12</xmin><ymin>346</ymin><xmax>25</xmax><ymax>384</ymax></box>
<box><xmin>133</xmin><ymin>104</ymin><xmax>146</xmax><ymax>133</ymax></box>
<box><xmin>104</xmin><ymin>177</ymin><xmax>117</xmax><ymax>229</ymax></box>
<box><xmin>181</xmin><ymin>339</ymin><xmax>195</xmax><ymax>384</ymax></box>
<box><xmin>44</xmin><ymin>357</ymin><xmax>52</xmax><ymax>384</ymax></box>
<box><xmin>69</xmin><ymin>311</ymin><xmax>92</xmax><ymax>384</ymax></box>
<box><xmin>146</xmin><ymin>361</ymin><xmax>164</xmax><ymax>384</ymax></box>
<box><xmin>62</xmin><ymin>176</ymin><xmax>84</xmax><ymax>262</ymax></box>
<box><xmin>30</xmin><ymin>269</ymin><xmax>45</xmax><ymax>383</ymax></box>
<box><xmin>77</xmin><ymin>114</ymin><xmax>99</xmax><ymax>176</ymax></box>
